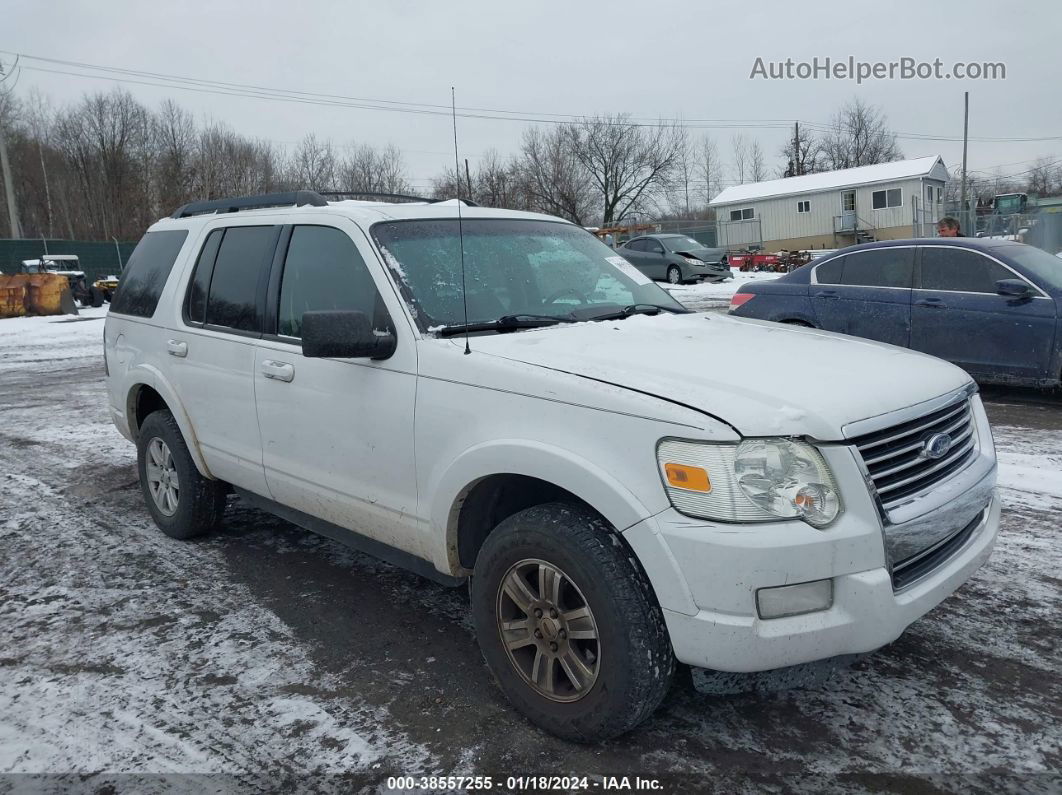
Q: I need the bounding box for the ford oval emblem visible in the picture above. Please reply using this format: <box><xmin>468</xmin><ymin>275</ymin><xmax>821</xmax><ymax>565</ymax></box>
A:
<box><xmin>922</xmin><ymin>432</ymin><xmax>953</xmax><ymax>460</ymax></box>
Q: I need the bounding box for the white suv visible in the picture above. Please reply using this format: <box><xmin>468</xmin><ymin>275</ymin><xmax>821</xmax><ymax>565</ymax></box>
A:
<box><xmin>104</xmin><ymin>191</ymin><xmax>999</xmax><ymax>741</ymax></box>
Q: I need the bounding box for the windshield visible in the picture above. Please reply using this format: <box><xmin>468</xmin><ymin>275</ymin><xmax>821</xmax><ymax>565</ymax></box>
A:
<box><xmin>994</xmin><ymin>244</ymin><xmax>1062</xmax><ymax>291</ymax></box>
<box><xmin>371</xmin><ymin>219</ymin><xmax>686</xmax><ymax>330</ymax></box>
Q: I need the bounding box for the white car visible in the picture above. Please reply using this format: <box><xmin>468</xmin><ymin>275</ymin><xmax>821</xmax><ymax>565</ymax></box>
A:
<box><xmin>104</xmin><ymin>191</ymin><xmax>999</xmax><ymax>741</ymax></box>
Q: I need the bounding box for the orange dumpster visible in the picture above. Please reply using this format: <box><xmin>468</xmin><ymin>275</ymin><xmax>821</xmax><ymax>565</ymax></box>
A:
<box><xmin>0</xmin><ymin>284</ymin><xmax>26</xmax><ymax>318</ymax></box>
<box><xmin>24</xmin><ymin>273</ymin><xmax>66</xmax><ymax>315</ymax></box>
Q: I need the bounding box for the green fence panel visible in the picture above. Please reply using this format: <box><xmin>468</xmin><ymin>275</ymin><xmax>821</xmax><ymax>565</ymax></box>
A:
<box><xmin>0</xmin><ymin>238</ymin><xmax>139</xmax><ymax>283</ymax></box>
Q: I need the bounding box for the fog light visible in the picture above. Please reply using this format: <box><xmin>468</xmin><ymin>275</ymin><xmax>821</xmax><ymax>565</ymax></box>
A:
<box><xmin>756</xmin><ymin>579</ymin><xmax>833</xmax><ymax>619</ymax></box>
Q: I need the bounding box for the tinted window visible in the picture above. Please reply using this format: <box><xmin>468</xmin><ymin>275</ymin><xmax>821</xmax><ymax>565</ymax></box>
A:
<box><xmin>625</xmin><ymin>239</ymin><xmax>646</xmax><ymax>252</ymax></box>
<box><xmin>278</xmin><ymin>226</ymin><xmax>384</xmax><ymax>338</ymax></box>
<box><xmin>842</xmin><ymin>248</ymin><xmax>913</xmax><ymax>288</ymax></box>
<box><xmin>920</xmin><ymin>247</ymin><xmax>1014</xmax><ymax>293</ymax></box>
<box><xmin>186</xmin><ymin>229</ymin><xmax>222</xmax><ymax>324</ymax></box>
<box><xmin>815</xmin><ymin>257</ymin><xmax>843</xmax><ymax>284</ymax></box>
<box><xmin>110</xmin><ymin>230</ymin><xmax>188</xmax><ymax>317</ymax></box>
<box><xmin>645</xmin><ymin>239</ymin><xmax>664</xmax><ymax>254</ymax></box>
<box><xmin>994</xmin><ymin>245</ymin><xmax>1062</xmax><ymax>291</ymax></box>
<box><xmin>205</xmin><ymin>226</ymin><xmax>277</xmax><ymax>332</ymax></box>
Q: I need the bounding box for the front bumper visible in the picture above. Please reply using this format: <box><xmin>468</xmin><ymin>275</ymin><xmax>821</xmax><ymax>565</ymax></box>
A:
<box><xmin>623</xmin><ymin>440</ymin><xmax>999</xmax><ymax>673</ymax></box>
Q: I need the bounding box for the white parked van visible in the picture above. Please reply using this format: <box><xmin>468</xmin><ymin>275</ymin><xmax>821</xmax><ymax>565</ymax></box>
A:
<box><xmin>104</xmin><ymin>191</ymin><xmax>999</xmax><ymax>741</ymax></box>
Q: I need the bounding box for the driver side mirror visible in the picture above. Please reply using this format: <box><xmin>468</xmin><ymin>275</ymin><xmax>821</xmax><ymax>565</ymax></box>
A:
<box><xmin>301</xmin><ymin>310</ymin><xmax>397</xmax><ymax>360</ymax></box>
<box><xmin>995</xmin><ymin>278</ymin><xmax>1032</xmax><ymax>298</ymax></box>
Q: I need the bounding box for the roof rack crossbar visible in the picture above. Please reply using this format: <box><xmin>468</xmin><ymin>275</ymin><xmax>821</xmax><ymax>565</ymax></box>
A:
<box><xmin>171</xmin><ymin>190</ymin><xmax>328</xmax><ymax>219</ymax></box>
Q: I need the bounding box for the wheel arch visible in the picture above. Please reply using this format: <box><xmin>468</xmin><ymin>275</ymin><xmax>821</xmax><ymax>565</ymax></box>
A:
<box><xmin>431</xmin><ymin>441</ymin><xmax>653</xmax><ymax>576</ymax></box>
<box><xmin>124</xmin><ymin>365</ymin><xmax>214</xmax><ymax>479</ymax></box>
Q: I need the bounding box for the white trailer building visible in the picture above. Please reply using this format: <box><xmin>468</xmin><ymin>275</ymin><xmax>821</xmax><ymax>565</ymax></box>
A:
<box><xmin>709</xmin><ymin>156</ymin><xmax>950</xmax><ymax>252</ymax></box>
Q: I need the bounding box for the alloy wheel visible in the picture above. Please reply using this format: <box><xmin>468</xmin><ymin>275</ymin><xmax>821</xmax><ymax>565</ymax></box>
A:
<box><xmin>145</xmin><ymin>437</ymin><xmax>180</xmax><ymax>516</ymax></box>
<box><xmin>496</xmin><ymin>558</ymin><xmax>601</xmax><ymax>702</ymax></box>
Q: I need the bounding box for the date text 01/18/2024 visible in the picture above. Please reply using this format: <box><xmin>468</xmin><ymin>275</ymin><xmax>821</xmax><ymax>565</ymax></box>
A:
<box><xmin>384</xmin><ymin>775</ymin><xmax>664</xmax><ymax>791</ymax></box>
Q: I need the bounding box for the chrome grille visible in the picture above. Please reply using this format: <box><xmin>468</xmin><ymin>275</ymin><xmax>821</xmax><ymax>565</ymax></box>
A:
<box><xmin>851</xmin><ymin>398</ymin><xmax>978</xmax><ymax>510</ymax></box>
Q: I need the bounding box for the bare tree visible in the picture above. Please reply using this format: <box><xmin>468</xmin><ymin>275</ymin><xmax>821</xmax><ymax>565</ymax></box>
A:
<box><xmin>154</xmin><ymin>99</ymin><xmax>197</xmax><ymax>214</ymax></box>
<box><xmin>819</xmin><ymin>97</ymin><xmax>902</xmax><ymax>170</ymax></box>
<box><xmin>779</xmin><ymin>124</ymin><xmax>821</xmax><ymax>177</ymax></box>
<box><xmin>290</xmin><ymin>133</ymin><xmax>337</xmax><ymax>191</ymax></box>
<box><xmin>698</xmin><ymin>135</ymin><xmax>722</xmax><ymax>203</ymax></box>
<box><xmin>516</xmin><ymin>125</ymin><xmax>595</xmax><ymax>224</ymax></box>
<box><xmin>749</xmin><ymin>140</ymin><xmax>767</xmax><ymax>182</ymax></box>
<box><xmin>52</xmin><ymin>89</ymin><xmax>153</xmax><ymax>239</ymax></box>
<box><xmin>339</xmin><ymin>142</ymin><xmax>410</xmax><ymax>194</ymax></box>
<box><xmin>671</xmin><ymin>127</ymin><xmax>694</xmax><ymax>215</ymax></box>
<box><xmin>567</xmin><ymin>114</ymin><xmax>682</xmax><ymax>224</ymax></box>
<box><xmin>731</xmin><ymin>135</ymin><xmax>749</xmax><ymax>184</ymax></box>
<box><xmin>1026</xmin><ymin>156</ymin><xmax>1060</xmax><ymax>196</ymax></box>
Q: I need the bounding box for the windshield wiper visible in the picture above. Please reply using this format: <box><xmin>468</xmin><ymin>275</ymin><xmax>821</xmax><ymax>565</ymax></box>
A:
<box><xmin>584</xmin><ymin>303</ymin><xmax>691</xmax><ymax>321</ymax></box>
<box><xmin>435</xmin><ymin>313</ymin><xmax>574</xmax><ymax>337</ymax></box>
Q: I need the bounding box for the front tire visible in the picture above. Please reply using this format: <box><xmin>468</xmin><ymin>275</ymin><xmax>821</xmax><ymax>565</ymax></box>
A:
<box><xmin>137</xmin><ymin>410</ymin><xmax>226</xmax><ymax>539</ymax></box>
<box><xmin>666</xmin><ymin>266</ymin><xmax>682</xmax><ymax>285</ymax></box>
<box><xmin>470</xmin><ymin>503</ymin><xmax>675</xmax><ymax>742</ymax></box>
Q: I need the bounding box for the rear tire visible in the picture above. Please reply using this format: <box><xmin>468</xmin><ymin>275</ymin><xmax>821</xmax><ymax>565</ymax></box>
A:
<box><xmin>470</xmin><ymin>503</ymin><xmax>675</xmax><ymax>742</ymax></box>
<box><xmin>89</xmin><ymin>286</ymin><xmax>105</xmax><ymax>308</ymax></box>
<box><xmin>666</xmin><ymin>266</ymin><xmax>682</xmax><ymax>285</ymax></box>
<box><xmin>137</xmin><ymin>410</ymin><xmax>226</xmax><ymax>539</ymax></box>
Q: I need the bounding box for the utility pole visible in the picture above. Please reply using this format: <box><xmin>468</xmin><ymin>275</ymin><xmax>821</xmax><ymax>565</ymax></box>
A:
<box><xmin>0</xmin><ymin>108</ymin><xmax>20</xmax><ymax>238</ymax></box>
<box><xmin>960</xmin><ymin>91</ymin><xmax>969</xmax><ymax>231</ymax></box>
<box><xmin>464</xmin><ymin>158</ymin><xmax>473</xmax><ymax>201</ymax></box>
<box><xmin>794</xmin><ymin>121</ymin><xmax>802</xmax><ymax>176</ymax></box>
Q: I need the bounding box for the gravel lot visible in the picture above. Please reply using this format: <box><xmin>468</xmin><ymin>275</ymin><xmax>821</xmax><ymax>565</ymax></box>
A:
<box><xmin>1</xmin><ymin>307</ymin><xmax>1060</xmax><ymax>794</ymax></box>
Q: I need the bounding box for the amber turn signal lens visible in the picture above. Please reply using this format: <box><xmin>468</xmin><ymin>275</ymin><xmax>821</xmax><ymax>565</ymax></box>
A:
<box><xmin>664</xmin><ymin>463</ymin><xmax>711</xmax><ymax>493</ymax></box>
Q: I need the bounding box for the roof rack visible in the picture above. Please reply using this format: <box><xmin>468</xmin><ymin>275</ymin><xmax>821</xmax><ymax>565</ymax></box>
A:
<box><xmin>319</xmin><ymin>191</ymin><xmax>480</xmax><ymax>207</ymax></box>
<box><xmin>317</xmin><ymin>190</ymin><xmax>434</xmax><ymax>204</ymax></box>
<box><xmin>170</xmin><ymin>190</ymin><xmax>482</xmax><ymax>219</ymax></box>
<box><xmin>170</xmin><ymin>191</ymin><xmax>328</xmax><ymax>219</ymax></box>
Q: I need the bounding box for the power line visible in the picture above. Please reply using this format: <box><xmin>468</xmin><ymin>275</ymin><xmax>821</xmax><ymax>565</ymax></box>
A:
<box><xmin>10</xmin><ymin>50</ymin><xmax>1062</xmax><ymax>145</ymax></box>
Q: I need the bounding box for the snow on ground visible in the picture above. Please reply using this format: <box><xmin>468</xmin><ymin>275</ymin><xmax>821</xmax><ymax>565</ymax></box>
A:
<box><xmin>0</xmin><ymin>306</ymin><xmax>109</xmax><ymax>373</ymax></box>
<box><xmin>1</xmin><ymin>307</ymin><xmax>1060</xmax><ymax>790</ymax></box>
<box><xmin>664</xmin><ymin>268</ymin><xmax>780</xmax><ymax>312</ymax></box>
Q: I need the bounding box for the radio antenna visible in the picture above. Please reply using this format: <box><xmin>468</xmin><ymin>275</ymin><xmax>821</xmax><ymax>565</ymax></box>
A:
<box><xmin>452</xmin><ymin>87</ymin><xmax>471</xmax><ymax>355</ymax></box>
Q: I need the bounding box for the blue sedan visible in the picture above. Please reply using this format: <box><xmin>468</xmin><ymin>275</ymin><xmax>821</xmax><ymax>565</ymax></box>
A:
<box><xmin>729</xmin><ymin>238</ymin><xmax>1062</xmax><ymax>387</ymax></box>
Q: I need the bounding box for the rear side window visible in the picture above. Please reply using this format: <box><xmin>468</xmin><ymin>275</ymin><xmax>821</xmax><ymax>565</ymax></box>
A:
<box><xmin>920</xmin><ymin>247</ymin><xmax>1014</xmax><ymax>294</ymax></box>
<box><xmin>110</xmin><ymin>230</ymin><xmax>188</xmax><ymax>318</ymax></box>
<box><xmin>203</xmin><ymin>226</ymin><xmax>278</xmax><ymax>332</ymax></box>
<box><xmin>186</xmin><ymin>229</ymin><xmax>223</xmax><ymax>324</ymax></box>
<box><xmin>815</xmin><ymin>257</ymin><xmax>843</xmax><ymax>284</ymax></box>
<box><xmin>841</xmin><ymin>248</ymin><xmax>914</xmax><ymax>288</ymax></box>
<box><xmin>277</xmin><ymin>225</ymin><xmax>386</xmax><ymax>338</ymax></box>
<box><xmin>625</xmin><ymin>239</ymin><xmax>645</xmax><ymax>252</ymax></box>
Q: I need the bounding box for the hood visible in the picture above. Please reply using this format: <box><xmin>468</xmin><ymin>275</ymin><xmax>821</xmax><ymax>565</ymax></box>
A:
<box><xmin>675</xmin><ymin>247</ymin><xmax>726</xmax><ymax>263</ymax></box>
<box><xmin>469</xmin><ymin>313</ymin><xmax>971</xmax><ymax>440</ymax></box>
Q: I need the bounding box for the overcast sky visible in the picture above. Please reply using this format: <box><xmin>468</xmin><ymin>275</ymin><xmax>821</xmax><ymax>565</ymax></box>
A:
<box><xmin>5</xmin><ymin>0</ymin><xmax>1060</xmax><ymax>192</ymax></box>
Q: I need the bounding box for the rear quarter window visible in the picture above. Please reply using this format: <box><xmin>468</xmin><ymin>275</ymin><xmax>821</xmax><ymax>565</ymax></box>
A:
<box><xmin>814</xmin><ymin>257</ymin><xmax>843</xmax><ymax>284</ymax></box>
<box><xmin>109</xmin><ymin>230</ymin><xmax>189</xmax><ymax>318</ymax></box>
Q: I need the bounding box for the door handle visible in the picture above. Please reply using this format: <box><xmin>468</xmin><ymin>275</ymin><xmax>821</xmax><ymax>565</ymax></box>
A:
<box><xmin>814</xmin><ymin>290</ymin><xmax>839</xmax><ymax>299</ymax></box>
<box><xmin>167</xmin><ymin>339</ymin><xmax>188</xmax><ymax>358</ymax></box>
<box><xmin>260</xmin><ymin>360</ymin><xmax>295</xmax><ymax>382</ymax></box>
<box><xmin>915</xmin><ymin>298</ymin><xmax>946</xmax><ymax>309</ymax></box>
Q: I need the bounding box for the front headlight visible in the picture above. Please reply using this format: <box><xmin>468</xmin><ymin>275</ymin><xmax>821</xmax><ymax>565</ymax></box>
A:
<box><xmin>680</xmin><ymin>255</ymin><xmax>705</xmax><ymax>267</ymax></box>
<box><xmin>657</xmin><ymin>438</ymin><xmax>841</xmax><ymax>528</ymax></box>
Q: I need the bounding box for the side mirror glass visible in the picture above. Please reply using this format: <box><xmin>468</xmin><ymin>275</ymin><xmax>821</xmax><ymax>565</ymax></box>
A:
<box><xmin>301</xmin><ymin>310</ymin><xmax>396</xmax><ymax>360</ymax></box>
<box><xmin>995</xmin><ymin>278</ymin><xmax>1032</xmax><ymax>297</ymax></box>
